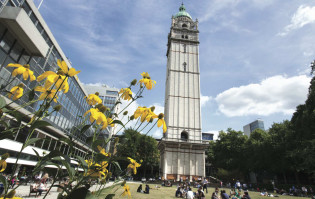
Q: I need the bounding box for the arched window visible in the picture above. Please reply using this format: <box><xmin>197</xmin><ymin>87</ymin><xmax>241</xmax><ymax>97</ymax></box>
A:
<box><xmin>181</xmin><ymin>131</ymin><xmax>188</xmax><ymax>141</ymax></box>
<box><xmin>183</xmin><ymin>44</ymin><xmax>186</xmax><ymax>53</ymax></box>
<box><xmin>185</xmin><ymin>35</ymin><xmax>188</xmax><ymax>39</ymax></box>
<box><xmin>182</xmin><ymin>35</ymin><xmax>184</xmax><ymax>39</ymax></box>
<box><xmin>183</xmin><ymin>62</ymin><xmax>187</xmax><ymax>72</ymax></box>
<box><xmin>182</xmin><ymin>23</ymin><xmax>188</xmax><ymax>28</ymax></box>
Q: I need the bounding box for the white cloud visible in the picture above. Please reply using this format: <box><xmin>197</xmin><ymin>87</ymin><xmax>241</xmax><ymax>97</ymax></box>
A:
<box><xmin>152</xmin><ymin>129</ymin><xmax>163</xmax><ymax>139</ymax></box>
<box><xmin>215</xmin><ymin>75</ymin><xmax>311</xmax><ymax>117</ymax></box>
<box><xmin>201</xmin><ymin>94</ymin><xmax>212</xmax><ymax>107</ymax></box>
<box><xmin>278</xmin><ymin>5</ymin><xmax>315</xmax><ymax>36</ymax></box>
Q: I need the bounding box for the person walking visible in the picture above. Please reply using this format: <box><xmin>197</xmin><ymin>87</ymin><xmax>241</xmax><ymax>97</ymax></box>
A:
<box><xmin>203</xmin><ymin>178</ymin><xmax>208</xmax><ymax>193</ymax></box>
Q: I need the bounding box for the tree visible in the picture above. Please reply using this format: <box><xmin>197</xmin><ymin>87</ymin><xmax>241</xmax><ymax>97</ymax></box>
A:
<box><xmin>207</xmin><ymin>128</ymin><xmax>248</xmax><ymax>179</ymax></box>
<box><xmin>116</xmin><ymin>128</ymin><xmax>160</xmax><ymax>178</ymax></box>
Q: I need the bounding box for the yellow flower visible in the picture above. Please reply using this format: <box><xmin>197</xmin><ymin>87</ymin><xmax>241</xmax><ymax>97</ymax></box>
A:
<box><xmin>84</xmin><ymin>92</ymin><xmax>102</xmax><ymax>105</ymax></box>
<box><xmin>0</xmin><ymin>153</ymin><xmax>9</xmax><ymax>172</ymax></box>
<box><xmin>85</xmin><ymin>159</ymin><xmax>108</xmax><ymax>178</ymax></box>
<box><xmin>34</xmin><ymin>86</ymin><xmax>58</xmax><ymax>103</ymax></box>
<box><xmin>119</xmin><ymin>88</ymin><xmax>132</xmax><ymax>101</ymax></box>
<box><xmin>97</xmin><ymin>145</ymin><xmax>110</xmax><ymax>157</ymax></box>
<box><xmin>139</xmin><ymin>72</ymin><xmax>156</xmax><ymax>90</ymax></box>
<box><xmin>57</xmin><ymin>59</ymin><xmax>81</xmax><ymax>77</ymax></box>
<box><xmin>157</xmin><ymin>113</ymin><xmax>167</xmax><ymax>133</ymax></box>
<box><xmin>8</xmin><ymin>84</ymin><xmax>24</xmax><ymax>100</ymax></box>
<box><xmin>134</xmin><ymin>106</ymin><xmax>155</xmax><ymax>122</ymax></box>
<box><xmin>127</xmin><ymin>157</ymin><xmax>141</xmax><ymax>175</ymax></box>
<box><xmin>37</xmin><ymin>71</ymin><xmax>69</xmax><ymax>93</ymax></box>
<box><xmin>84</xmin><ymin>108</ymin><xmax>107</xmax><ymax>126</ymax></box>
<box><xmin>7</xmin><ymin>63</ymin><xmax>36</xmax><ymax>81</ymax></box>
<box><xmin>121</xmin><ymin>184</ymin><xmax>131</xmax><ymax>198</ymax></box>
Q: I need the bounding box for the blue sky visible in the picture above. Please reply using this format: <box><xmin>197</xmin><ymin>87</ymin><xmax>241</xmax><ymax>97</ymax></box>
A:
<box><xmin>34</xmin><ymin>0</ymin><xmax>315</xmax><ymax>139</ymax></box>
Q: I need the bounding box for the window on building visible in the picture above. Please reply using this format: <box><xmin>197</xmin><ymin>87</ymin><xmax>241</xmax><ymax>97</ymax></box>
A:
<box><xmin>181</xmin><ymin>131</ymin><xmax>188</xmax><ymax>141</ymax></box>
<box><xmin>106</xmin><ymin>90</ymin><xmax>118</xmax><ymax>96</ymax></box>
<box><xmin>183</xmin><ymin>44</ymin><xmax>186</xmax><ymax>53</ymax></box>
<box><xmin>183</xmin><ymin>62</ymin><xmax>187</xmax><ymax>72</ymax></box>
<box><xmin>181</xmin><ymin>35</ymin><xmax>184</xmax><ymax>39</ymax></box>
<box><xmin>35</xmin><ymin>132</ymin><xmax>46</xmax><ymax>148</ymax></box>
<box><xmin>0</xmin><ymin>32</ymin><xmax>15</xmax><ymax>53</ymax></box>
<box><xmin>182</xmin><ymin>23</ymin><xmax>187</xmax><ymax>28</ymax></box>
<box><xmin>185</xmin><ymin>35</ymin><xmax>188</xmax><ymax>39</ymax></box>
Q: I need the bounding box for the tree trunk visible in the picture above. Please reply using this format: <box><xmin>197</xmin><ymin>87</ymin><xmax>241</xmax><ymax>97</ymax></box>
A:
<box><xmin>282</xmin><ymin>172</ymin><xmax>287</xmax><ymax>184</ymax></box>
<box><xmin>294</xmin><ymin>171</ymin><xmax>300</xmax><ymax>185</ymax></box>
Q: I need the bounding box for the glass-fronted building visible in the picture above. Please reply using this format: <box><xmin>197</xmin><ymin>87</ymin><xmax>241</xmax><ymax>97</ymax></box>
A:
<box><xmin>84</xmin><ymin>84</ymin><xmax>119</xmax><ymax>137</ymax></box>
<box><xmin>243</xmin><ymin>119</ymin><xmax>265</xmax><ymax>137</ymax></box>
<box><xmin>0</xmin><ymin>0</ymin><xmax>93</xmax><ymax>174</ymax></box>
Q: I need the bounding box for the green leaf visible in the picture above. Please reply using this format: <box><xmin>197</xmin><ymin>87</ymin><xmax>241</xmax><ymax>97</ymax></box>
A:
<box><xmin>68</xmin><ymin>187</ymin><xmax>89</xmax><ymax>199</ymax></box>
<box><xmin>23</xmin><ymin>138</ymin><xmax>42</xmax><ymax>150</ymax></box>
<box><xmin>30</xmin><ymin>120</ymin><xmax>51</xmax><ymax>130</ymax></box>
<box><xmin>112</xmin><ymin>161</ymin><xmax>122</xmax><ymax>172</ymax></box>
<box><xmin>61</xmin><ymin>160</ymin><xmax>75</xmax><ymax>180</ymax></box>
<box><xmin>111</xmin><ymin>120</ymin><xmax>124</xmax><ymax>127</ymax></box>
<box><xmin>0</xmin><ymin>96</ymin><xmax>6</xmax><ymax>108</ymax></box>
<box><xmin>28</xmin><ymin>89</ymin><xmax>35</xmax><ymax>101</ymax></box>
<box><xmin>0</xmin><ymin>174</ymin><xmax>8</xmax><ymax>191</ymax></box>
<box><xmin>81</xmin><ymin>124</ymin><xmax>91</xmax><ymax>134</ymax></box>
<box><xmin>105</xmin><ymin>194</ymin><xmax>115</xmax><ymax>199</ymax></box>
<box><xmin>75</xmin><ymin>155</ymin><xmax>88</xmax><ymax>170</ymax></box>
<box><xmin>0</xmin><ymin>121</ymin><xmax>9</xmax><ymax>129</ymax></box>
<box><xmin>10</xmin><ymin>111</ymin><xmax>23</xmax><ymax>125</ymax></box>
<box><xmin>32</xmin><ymin>148</ymin><xmax>41</xmax><ymax>158</ymax></box>
<box><xmin>92</xmin><ymin>139</ymin><xmax>105</xmax><ymax>151</ymax></box>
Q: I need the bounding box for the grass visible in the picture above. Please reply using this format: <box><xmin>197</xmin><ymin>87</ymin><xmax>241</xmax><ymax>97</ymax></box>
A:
<box><xmin>98</xmin><ymin>182</ymin><xmax>309</xmax><ymax>199</ymax></box>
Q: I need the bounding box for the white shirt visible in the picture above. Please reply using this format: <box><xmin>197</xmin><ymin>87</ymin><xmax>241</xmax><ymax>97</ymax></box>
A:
<box><xmin>187</xmin><ymin>191</ymin><xmax>194</xmax><ymax>199</ymax></box>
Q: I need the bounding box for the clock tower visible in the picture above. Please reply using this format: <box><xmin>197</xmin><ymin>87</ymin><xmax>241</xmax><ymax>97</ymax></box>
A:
<box><xmin>159</xmin><ymin>4</ymin><xmax>208</xmax><ymax>181</ymax></box>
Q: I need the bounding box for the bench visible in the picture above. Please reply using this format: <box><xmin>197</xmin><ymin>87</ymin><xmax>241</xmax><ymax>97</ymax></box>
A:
<box><xmin>29</xmin><ymin>185</ymin><xmax>38</xmax><ymax>197</ymax></box>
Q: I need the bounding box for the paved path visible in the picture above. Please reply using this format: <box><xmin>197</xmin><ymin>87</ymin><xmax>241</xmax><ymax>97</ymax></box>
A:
<box><xmin>8</xmin><ymin>182</ymin><xmax>114</xmax><ymax>199</ymax></box>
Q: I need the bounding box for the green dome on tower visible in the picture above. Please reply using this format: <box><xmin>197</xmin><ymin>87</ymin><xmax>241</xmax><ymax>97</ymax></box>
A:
<box><xmin>174</xmin><ymin>3</ymin><xmax>192</xmax><ymax>19</ymax></box>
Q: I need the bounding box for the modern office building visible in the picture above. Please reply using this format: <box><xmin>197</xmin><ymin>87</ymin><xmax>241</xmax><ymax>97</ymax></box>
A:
<box><xmin>0</xmin><ymin>0</ymin><xmax>93</xmax><ymax>175</ymax></box>
<box><xmin>84</xmin><ymin>84</ymin><xmax>120</xmax><ymax>137</ymax></box>
<box><xmin>243</xmin><ymin>119</ymin><xmax>265</xmax><ymax>137</ymax></box>
<box><xmin>158</xmin><ymin>4</ymin><xmax>208</xmax><ymax>181</ymax></box>
<box><xmin>202</xmin><ymin>132</ymin><xmax>214</xmax><ymax>141</ymax></box>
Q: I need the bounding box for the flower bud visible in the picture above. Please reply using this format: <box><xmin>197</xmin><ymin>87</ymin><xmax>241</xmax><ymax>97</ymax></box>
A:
<box><xmin>149</xmin><ymin>118</ymin><xmax>154</xmax><ymax>123</ymax></box>
<box><xmin>95</xmin><ymin>92</ymin><xmax>100</xmax><ymax>96</ymax></box>
<box><xmin>130</xmin><ymin>115</ymin><xmax>135</xmax><ymax>120</ymax></box>
<box><xmin>17</xmin><ymin>83</ymin><xmax>24</xmax><ymax>88</ymax></box>
<box><xmin>131</xmin><ymin>79</ymin><xmax>137</xmax><ymax>86</ymax></box>
<box><xmin>158</xmin><ymin>113</ymin><xmax>164</xmax><ymax>119</ymax></box>
<box><xmin>123</xmin><ymin>111</ymin><xmax>128</xmax><ymax>116</ymax></box>
<box><xmin>24</xmin><ymin>64</ymin><xmax>30</xmax><ymax>69</ymax></box>
<box><xmin>53</xmin><ymin>105</ymin><xmax>62</xmax><ymax>112</ymax></box>
<box><xmin>150</xmin><ymin>106</ymin><xmax>155</xmax><ymax>112</ymax></box>
<box><xmin>1</xmin><ymin>153</ymin><xmax>9</xmax><ymax>160</ymax></box>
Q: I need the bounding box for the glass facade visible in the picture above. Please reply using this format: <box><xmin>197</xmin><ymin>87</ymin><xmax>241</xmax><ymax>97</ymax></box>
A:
<box><xmin>202</xmin><ymin>133</ymin><xmax>213</xmax><ymax>141</ymax></box>
<box><xmin>250</xmin><ymin>120</ymin><xmax>265</xmax><ymax>132</ymax></box>
<box><xmin>0</xmin><ymin>1</ymin><xmax>92</xmax><ymax>154</ymax></box>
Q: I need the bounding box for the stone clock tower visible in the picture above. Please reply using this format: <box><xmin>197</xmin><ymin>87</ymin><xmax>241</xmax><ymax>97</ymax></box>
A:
<box><xmin>158</xmin><ymin>4</ymin><xmax>208</xmax><ymax>181</ymax></box>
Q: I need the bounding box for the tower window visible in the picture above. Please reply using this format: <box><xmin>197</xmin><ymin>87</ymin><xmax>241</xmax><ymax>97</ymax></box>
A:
<box><xmin>185</xmin><ymin>35</ymin><xmax>188</xmax><ymax>39</ymax></box>
<box><xmin>181</xmin><ymin>131</ymin><xmax>188</xmax><ymax>141</ymax></box>
<box><xmin>182</xmin><ymin>23</ymin><xmax>187</xmax><ymax>28</ymax></box>
<box><xmin>183</xmin><ymin>62</ymin><xmax>187</xmax><ymax>72</ymax></box>
<box><xmin>182</xmin><ymin>35</ymin><xmax>184</xmax><ymax>39</ymax></box>
<box><xmin>183</xmin><ymin>44</ymin><xmax>186</xmax><ymax>53</ymax></box>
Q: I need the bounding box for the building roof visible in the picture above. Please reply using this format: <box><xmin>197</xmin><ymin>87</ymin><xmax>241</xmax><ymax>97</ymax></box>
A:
<box><xmin>174</xmin><ymin>3</ymin><xmax>192</xmax><ymax>19</ymax></box>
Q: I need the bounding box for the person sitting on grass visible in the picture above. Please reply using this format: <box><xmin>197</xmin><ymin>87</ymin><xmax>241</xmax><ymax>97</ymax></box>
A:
<box><xmin>186</xmin><ymin>188</ymin><xmax>195</xmax><ymax>199</ymax></box>
<box><xmin>144</xmin><ymin>184</ymin><xmax>150</xmax><ymax>194</ymax></box>
<box><xmin>137</xmin><ymin>184</ymin><xmax>143</xmax><ymax>193</ymax></box>
<box><xmin>176</xmin><ymin>186</ymin><xmax>182</xmax><ymax>197</ymax></box>
<box><xmin>242</xmin><ymin>191</ymin><xmax>251</xmax><ymax>199</ymax></box>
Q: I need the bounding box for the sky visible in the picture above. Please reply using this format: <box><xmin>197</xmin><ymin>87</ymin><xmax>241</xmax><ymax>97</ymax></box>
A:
<box><xmin>33</xmin><ymin>0</ymin><xmax>315</xmax><ymax>139</ymax></box>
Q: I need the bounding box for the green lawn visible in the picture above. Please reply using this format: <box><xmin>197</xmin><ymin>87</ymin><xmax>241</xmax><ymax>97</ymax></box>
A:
<box><xmin>100</xmin><ymin>182</ymin><xmax>307</xmax><ymax>199</ymax></box>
